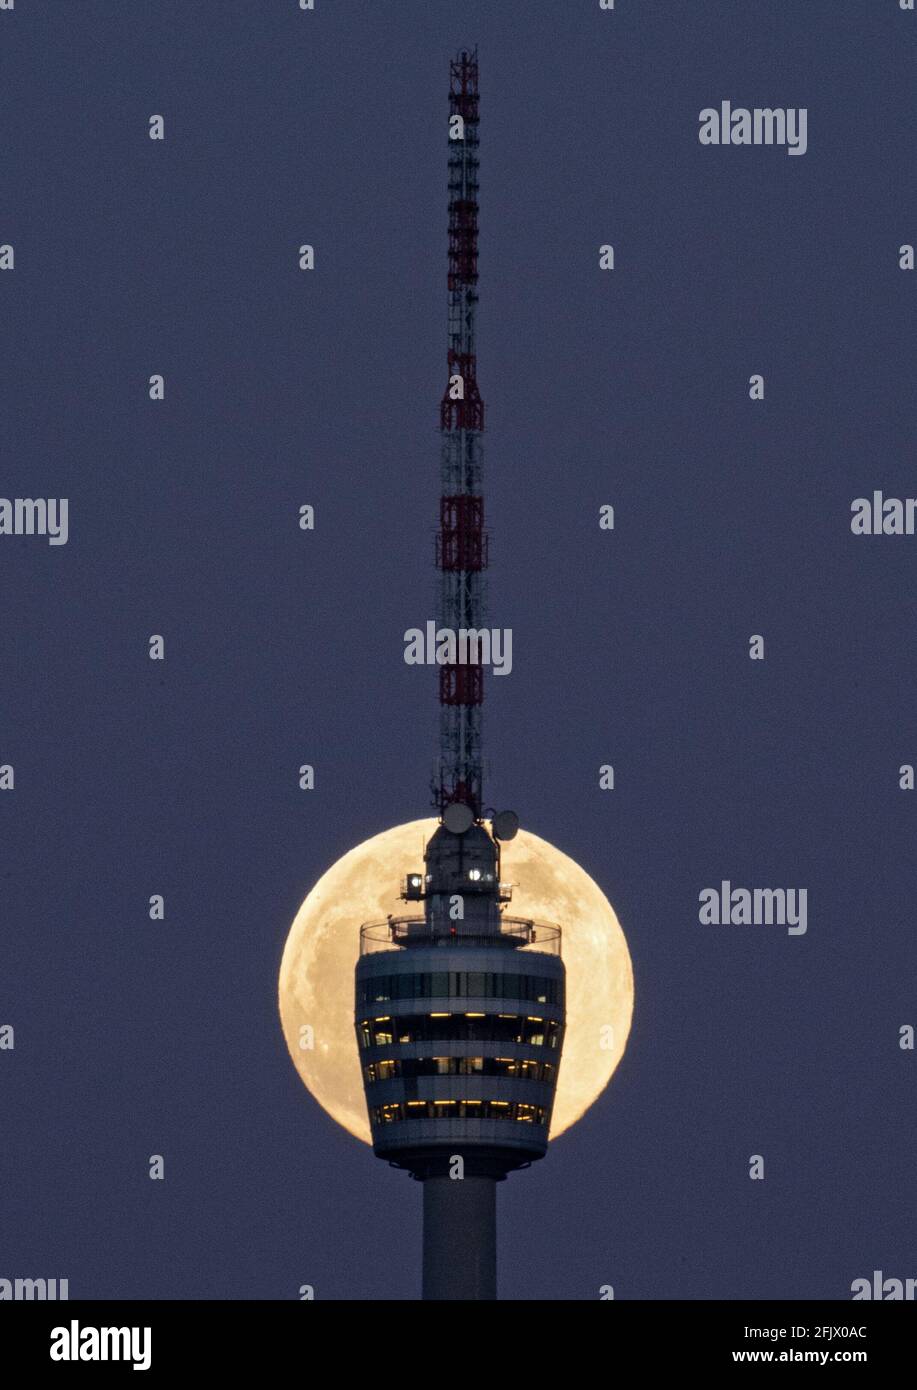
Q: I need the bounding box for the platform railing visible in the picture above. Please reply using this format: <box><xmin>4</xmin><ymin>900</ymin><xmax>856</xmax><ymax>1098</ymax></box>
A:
<box><xmin>359</xmin><ymin>916</ymin><xmax>562</xmax><ymax>956</ymax></box>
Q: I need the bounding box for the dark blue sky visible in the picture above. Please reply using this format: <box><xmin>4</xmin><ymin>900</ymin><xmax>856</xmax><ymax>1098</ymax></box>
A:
<box><xmin>2</xmin><ymin>0</ymin><xmax>915</xmax><ymax>1299</ymax></box>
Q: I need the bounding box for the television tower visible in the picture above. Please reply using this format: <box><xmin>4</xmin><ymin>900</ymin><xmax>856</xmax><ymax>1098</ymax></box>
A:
<box><xmin>354</xmin><ymin>50</ymin><xmax>567</xmax><ymax>1301</ymax></box>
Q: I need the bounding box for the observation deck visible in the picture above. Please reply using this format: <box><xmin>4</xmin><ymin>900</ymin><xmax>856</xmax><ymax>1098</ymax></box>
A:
<box><xmin>359</xmin><ymin>916</ymin><xmax>562</xmax><ymax>955</ymax></box>
<box><xmin>355</xmin><ymin>908</ymin><xmax>565</xmax><ymax>1179</ymax></box>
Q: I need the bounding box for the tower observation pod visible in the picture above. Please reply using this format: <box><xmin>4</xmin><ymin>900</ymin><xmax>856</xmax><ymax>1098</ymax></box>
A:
<box><xmin>354</xmin><ymin>51</ymin><xmax>567</xmax><ymax>1300</ymax></box>
<box><xmin>355</xmin><ymin>823</ymin><xmax>565</xmax><ymax>1299</ymax></box>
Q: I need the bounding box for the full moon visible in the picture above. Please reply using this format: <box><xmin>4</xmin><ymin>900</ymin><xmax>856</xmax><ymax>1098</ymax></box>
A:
<box><xmin>278</xmin><ymin>819</ymin><xmax>634</xmax><ymax>1142</ymax></box>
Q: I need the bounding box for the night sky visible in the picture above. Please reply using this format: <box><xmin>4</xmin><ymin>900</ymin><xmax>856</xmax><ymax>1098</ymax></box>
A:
<box><xmin>2</xmin><ymin>1</ymin><xmax>915</xmax><ymax>1300</ymax></box>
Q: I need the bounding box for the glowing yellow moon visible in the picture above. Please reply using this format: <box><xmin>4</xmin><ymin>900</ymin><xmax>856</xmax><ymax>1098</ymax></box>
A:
<box><xmin>278</xmin><ymin>819</ymin><xmax>633</xmax><ymax>1142</ymax></box>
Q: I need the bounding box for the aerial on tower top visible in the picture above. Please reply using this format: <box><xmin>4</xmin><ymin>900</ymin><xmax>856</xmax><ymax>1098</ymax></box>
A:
<box><xmin>436</xmin><ymin>45</ymin><xmax>487</xmax><ymax>820</ymax></box>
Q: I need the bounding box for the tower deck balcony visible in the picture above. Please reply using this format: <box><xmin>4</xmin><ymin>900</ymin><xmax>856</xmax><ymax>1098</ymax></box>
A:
<box><xmin>360</xmin><ymin>916</ymin><xmax>561</xmax><ymax>955</ymax></box>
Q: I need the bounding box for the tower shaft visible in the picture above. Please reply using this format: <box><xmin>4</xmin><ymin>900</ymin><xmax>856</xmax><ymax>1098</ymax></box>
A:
<box><xmin>437</xmin><ymin>47</ymin><xmax>486</xmax><ymax>817</ymax></box>
<box><xmin>422</xmin><ymin>1174</ymin><xmax>497</xmax><ymax>1300</ymax></box>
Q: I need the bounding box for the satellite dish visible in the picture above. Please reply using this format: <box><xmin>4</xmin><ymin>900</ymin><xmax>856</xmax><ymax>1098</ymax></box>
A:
<box><xmin>492</xmin><ymin>810</ymin><xmax>519</xmax><ymax>841</ymax></box>
<box><xmin>443</xmin><ymin>802</ymin><xmax>474</xmax><ymax>834</ymax></box>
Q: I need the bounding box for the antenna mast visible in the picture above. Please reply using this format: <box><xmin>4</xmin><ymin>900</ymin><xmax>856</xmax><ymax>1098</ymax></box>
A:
<box><xmin>436</xmin><ymin>47</ymin><xmax>487</xmax><ymax>819</ymax></box>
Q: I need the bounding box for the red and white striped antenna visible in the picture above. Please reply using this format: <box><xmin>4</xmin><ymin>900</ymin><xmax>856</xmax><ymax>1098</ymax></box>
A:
<box><xmin>435</xmin><ymin>47</ymin><xmax>487</xmax><ymax>820</ymax></box>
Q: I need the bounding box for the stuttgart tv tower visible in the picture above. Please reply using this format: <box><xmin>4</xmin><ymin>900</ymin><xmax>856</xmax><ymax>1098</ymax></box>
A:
<box><xmin>354</xmin><ymin>49</ymin><xmax>567</xmax><ymax>1301</ymax></box>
